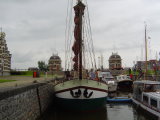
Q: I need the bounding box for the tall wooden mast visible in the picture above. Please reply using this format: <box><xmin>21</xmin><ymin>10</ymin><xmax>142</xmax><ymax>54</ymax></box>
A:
<box><xmin>144</xmin><ymin>23</ymin><xmax>148</xmax><ymax>80</ymax></box>
<box><xmin>72</xmin><ymin>0</ymin><xmax>85</xmax><ymax>80</ymax></box>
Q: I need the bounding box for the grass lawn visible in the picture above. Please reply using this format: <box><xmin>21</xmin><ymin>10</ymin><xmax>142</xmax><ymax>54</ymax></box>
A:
<box><xmin>11</xmin><ymin>71</ymin><xmax>33</xmax><ymax>76</ymax></box>
<box><xmin>0</xmin><ymin>79</ymin><xmax>16</xmax><ymax>83</ymax></box>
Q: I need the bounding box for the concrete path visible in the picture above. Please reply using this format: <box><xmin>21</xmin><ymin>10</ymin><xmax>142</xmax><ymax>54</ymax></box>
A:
<box><xmin>0</xmin><ymin>76</ymin><xmax>55</xmax><ymax>90</ymax></box>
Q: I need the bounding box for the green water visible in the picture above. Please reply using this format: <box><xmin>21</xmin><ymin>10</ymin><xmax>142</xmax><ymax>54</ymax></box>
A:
<box><xmin>41</xmin><ymin>92</ymin><xmax>158</xmax><ymax>120</ymax></box>
<box><xmin>41</xmin><ymin>103</ymin><xmax>158</xmax><ymax>120</ymax></box>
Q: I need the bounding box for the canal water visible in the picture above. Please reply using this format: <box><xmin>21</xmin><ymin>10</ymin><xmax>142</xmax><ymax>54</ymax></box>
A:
<box><xmin>41</xmin><ymin>92</ymin><xmax>158</xmax><ymax>120</ymax></box>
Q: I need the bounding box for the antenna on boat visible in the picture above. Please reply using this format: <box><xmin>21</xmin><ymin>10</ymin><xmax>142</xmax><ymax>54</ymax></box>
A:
<box><xmin>156</xmin><ymin>51</ymin><xmax>158</xmax><ymax>61</ymax></box>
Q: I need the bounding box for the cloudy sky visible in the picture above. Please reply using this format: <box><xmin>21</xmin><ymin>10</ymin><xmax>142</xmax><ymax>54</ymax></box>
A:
<box><xmin>0</xmin><ymin>0</ymin><xmax>160</xmax><ymax>69</ymax></box>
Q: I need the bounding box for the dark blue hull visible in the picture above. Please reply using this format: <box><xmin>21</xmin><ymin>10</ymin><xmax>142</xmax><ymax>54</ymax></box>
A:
<box><xmin>54</xmin><ymin>97</ymin><xmax>107</xmax><ymax>112</ymax></box>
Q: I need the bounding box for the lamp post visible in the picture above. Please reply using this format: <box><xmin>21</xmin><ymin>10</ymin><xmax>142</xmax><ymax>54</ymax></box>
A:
<box><xmin>0</xmin><ymin>59</ymin><xmax>2</xmax><ymax>76</ymax></box>
<box><xmin>52</xmin><ymin>65</ymin><xmax>54</xmax><ymax>80</ymax></box>
<box><xmin>1</xmin><ymin>57</ymin><xmax>4</xmax><ymax>76</ymax></box>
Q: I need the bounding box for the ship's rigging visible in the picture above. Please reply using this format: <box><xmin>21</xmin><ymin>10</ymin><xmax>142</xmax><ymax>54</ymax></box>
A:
<box><xmin>65</xmin><ymin>0</ymin><xmax>97</xmax><ymax>75</ymax></box>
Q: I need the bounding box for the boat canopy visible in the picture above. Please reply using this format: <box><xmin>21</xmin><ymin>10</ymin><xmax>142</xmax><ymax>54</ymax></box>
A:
<box><xmin>134</xmin><ymin>80</ymin><xmax>160</xmax><ymax>85</ymax></box>
<box><xmin>144</xmin><ymin>92</ymin><xmax>160</xmax><ymax>100</ymax></box>
<box><xmin>116</xmin><ymin>75</ymin><xmax>131</xmax><ymax>81</ymax></box>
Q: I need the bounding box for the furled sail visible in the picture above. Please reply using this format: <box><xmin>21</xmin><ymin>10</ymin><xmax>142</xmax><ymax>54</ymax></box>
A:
<box><xmin>72</xmin><ymin>1</ymin><xmax>85</xmax><ymax>71</ymax></box>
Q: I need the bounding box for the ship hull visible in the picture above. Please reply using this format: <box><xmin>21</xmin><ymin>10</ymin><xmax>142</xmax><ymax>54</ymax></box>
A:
<box><xmin>108</xmin><ymin>84</ymin><xmax>117</xmax><ymax>92</ymax></box>
<box><xmin>54</xmin><ymin>79</ymin><xmax>108</xmax><ymax>111</ymax></box>
<box><xmin>55</xmin><ymin>97</ymin><xmax>106</xmax><ymax>111</ymax></box>
<box><xmin>117</xmin><ymin>81</ymin><xmax>133</xmax><ymax>91</ymax></box>
<box><xmin>132</xmin><ymin>98</ymin><xmax>160</xmax><ymax>118</ymax></box>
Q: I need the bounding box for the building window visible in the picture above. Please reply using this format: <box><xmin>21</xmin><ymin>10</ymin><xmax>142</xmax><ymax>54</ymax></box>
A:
<box><xmin>150</xmin><ymin>98</ymin><xmax>157</xmax><ymax>108</ymax></box>
<box><xmin>143</xmin><ymin>95</ymin><xmax>148</xmax><ymax>104</ymax></box>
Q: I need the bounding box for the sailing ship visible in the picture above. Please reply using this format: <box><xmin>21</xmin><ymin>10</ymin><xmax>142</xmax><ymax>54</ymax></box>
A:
<box><xmin>132</xmin><ymin>23</ymin><xmax>160</xmax><ymax>119</ymax></box>
<box><xmin>53</xmin><ymin>0</ymin><xmax>108</xmax><ymax>111</ymax></box>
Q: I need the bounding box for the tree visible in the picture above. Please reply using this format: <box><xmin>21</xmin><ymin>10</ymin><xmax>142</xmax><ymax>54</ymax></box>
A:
<box><xmin>128</xmin><ymin>68</ymin><xmax>131</xmax><ymax>74</ymax></box>
<box><xmin>38</xmin><ymin>61</ymin><xmax>48</xmax><ymax>72</ymax></box>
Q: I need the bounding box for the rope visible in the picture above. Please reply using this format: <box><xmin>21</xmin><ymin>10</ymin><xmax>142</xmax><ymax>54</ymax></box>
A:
<box><xmin>64</xmin><ymin>0</ymin><xmax>70</xmax><ymax>71</ymax></box>
<box><xmin>65</xmin><ymin>0</ymin><xmax>74</xmax><ymax>70</ymax></box>
<box><xmin>85</xmin><ymin>0</ymin><xmax>97</xmax><ymax>70</ymax></box>
<box><xmin>84</xmin><ymin>16</ymin><xmax>94</xmax><ymax>69</ymax></box>
<box><xmin>82</xmin><ymin>0</ymin><xmax>97</xmax><ymax>70</ymax></box>
<box><xmin>67</xmin><ymin>0</ymin><xmax>73</xmax><ymax>70</ymax></box>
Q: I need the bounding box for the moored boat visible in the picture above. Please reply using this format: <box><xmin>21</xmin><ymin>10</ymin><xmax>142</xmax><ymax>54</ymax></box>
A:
<box><xmin>132</xmin><ymin>80</ymin><xmax>160</xmax><ymax>118</ymax></box>
<box><xmin>101</xmin><ymin>72</ymin><xmax>117</xmax><ymax>92</ymax></box>
<box><xmin>107</xmin><ymin>97</ymin><xmax>132</xmax><ymax>103</ymax></box>
<box><xmin>116</xmin><ymin>75</ymin><xmax>133</xmax><ymax>90</ymax></box>
<box><xmin>132</xmin><ymin>22</ymin><xmax>160</xmax><ymax>119</ymax></box>
<box><xmin>53</xmin><ymin>0</ymin><xmax>108</xmax><ymax>112</ymax></box>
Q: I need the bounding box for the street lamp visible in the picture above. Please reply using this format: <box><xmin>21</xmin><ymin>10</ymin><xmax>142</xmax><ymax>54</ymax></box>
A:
<box><xmin>1</xmin><ymin>57</ymin><xmax>4</xmax><ymax>76</ymax></box>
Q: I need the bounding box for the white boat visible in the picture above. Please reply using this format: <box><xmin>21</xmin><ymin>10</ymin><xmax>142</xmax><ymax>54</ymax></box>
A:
<box><xmin>53</xmin><ymin>0</ymin><xmax>108</xmax><ymax>111</ymax></box>
<box><xmin>132</xmin><ymin>80</ymin><xmax>160</xmax><ymax>118</ymax></box>
<box><xmin>101</xmin><ymin>72</ymin><xmax>117</xmax><ymax>92</ymax></box>
<box><xmin>116</xmin><ymin>75</ymin><xmax>133</xmax><ymax>90</ymax></box>
<box><xmin>132</xmin><ymin>22</ymin><xmax>160</xmax><ymax>119</ymax></box>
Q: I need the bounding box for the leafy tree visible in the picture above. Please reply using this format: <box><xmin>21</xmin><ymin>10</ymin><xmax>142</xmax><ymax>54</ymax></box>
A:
<box><xmin>38</xmin><ymin>61</ymin><xmax>48</xmax><ymax>72</ymax></box>
<box><xmin>128</xmin><ymin>68</ymin><xmax>131</xmax><ymax>74</ymax></box>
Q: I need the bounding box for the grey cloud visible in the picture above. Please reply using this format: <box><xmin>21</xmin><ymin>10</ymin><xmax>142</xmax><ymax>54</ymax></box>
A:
<box><xmin>1</xmin><ymin>0</ymin><xmax>160</xmax><ymax>69</ymax></box>
<box><xmin>12</xmin><ymin>52</ymin><xmax>33</xmax><ymax>63</ymax></box>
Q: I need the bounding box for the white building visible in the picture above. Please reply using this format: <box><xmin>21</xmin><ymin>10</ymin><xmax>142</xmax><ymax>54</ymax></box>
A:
<box><xmin>0</xmin><ymin>31</ymin><xmax>11</xmax><ymax>76</ymax></box>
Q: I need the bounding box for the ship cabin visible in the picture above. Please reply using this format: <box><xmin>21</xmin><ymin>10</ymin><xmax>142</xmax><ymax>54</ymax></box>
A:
<box><xmin>133</xmin><ymin>81</ymin><xmax>160</xmax><ymax>111</ymax></box>
<box><xmin>116</xmin><ymin>75</ymin><xmax>131</xmax><ymax>82</ymax></box>
<box><xmin>101</xmin><ymin>72</ymin><xmax>114</xmax><ymax>81</ymax></box>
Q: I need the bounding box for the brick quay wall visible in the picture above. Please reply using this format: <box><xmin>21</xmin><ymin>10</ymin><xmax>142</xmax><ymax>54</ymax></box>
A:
<box><xmin>0</xmin><ymin>81</ymin><xmax>54</xmax><ymax>120</ymax></box>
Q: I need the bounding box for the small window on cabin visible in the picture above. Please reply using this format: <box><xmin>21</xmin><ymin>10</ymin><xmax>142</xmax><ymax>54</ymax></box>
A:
<box><xmin>143</xmin><ymin>95</ymin><xmax>148</xmax><ymax>104</ymax></box>
<box><xmin>155</xmin><ymin>85</ymin><xmax>160</xmax><ymax>91</ymax></box>
<box><xmin>150</xmin><ymin>98</ymin><xmax>157</xmax><ymax>108</ymax></box>
<box><xmin>145</xmin><ymin>85</ymin><xmax>154</xmax><ymax>92</ymax></box>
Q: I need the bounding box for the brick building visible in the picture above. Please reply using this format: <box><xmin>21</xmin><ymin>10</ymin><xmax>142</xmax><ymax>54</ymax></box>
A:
<box><xmin>108</xmin><ymin>52</ymin><xmax>124</xmax><ymax>76</ymax></box>
<box><xmin>48</xmin><ymin>54</ymin><xmax>62</xmax><ymax>72</ymax></box>
<box><xmin>135</xmin><ymin>60</ymin><xmax>160</xmax><ymax>71</ymax></box>
<box><xmin>109</xmin><ymin>52</ymin><xmax>122</xmax><ymax>70</ymax></box>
